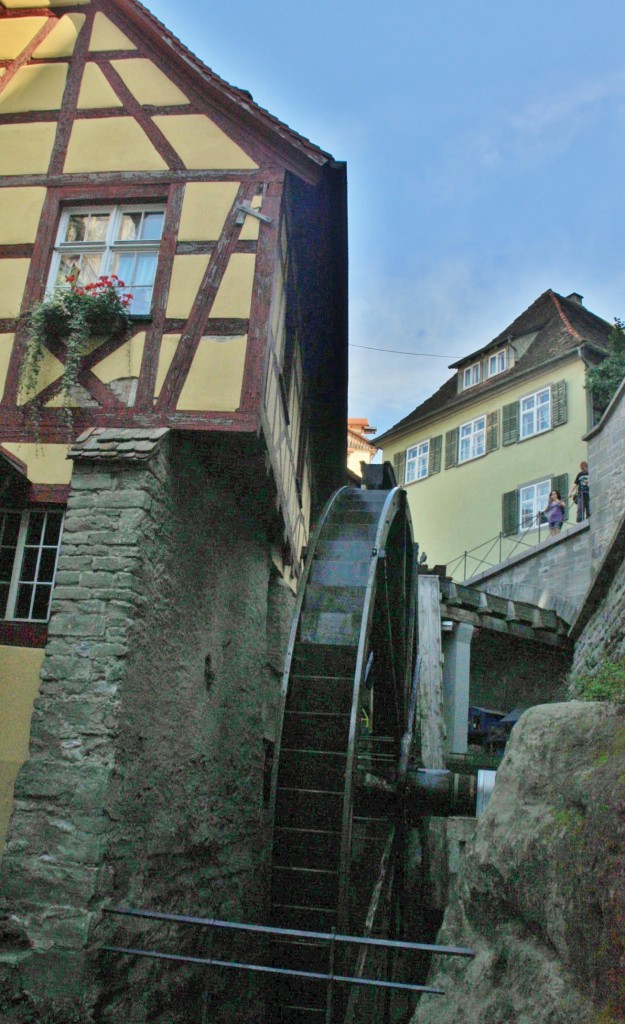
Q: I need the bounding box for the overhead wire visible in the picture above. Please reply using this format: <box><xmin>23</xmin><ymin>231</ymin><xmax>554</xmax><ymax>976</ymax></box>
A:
<box><xmin>349</xmin><ymin>343</ymin><xmax>460</xmax><ymax>358</ymax></box>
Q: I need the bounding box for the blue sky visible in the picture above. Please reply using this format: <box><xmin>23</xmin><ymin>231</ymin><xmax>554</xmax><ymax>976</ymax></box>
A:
<box><xmin>147</xmin><ymin>0</ymin><xmax>625</xmax><ymax>435</ymax></box>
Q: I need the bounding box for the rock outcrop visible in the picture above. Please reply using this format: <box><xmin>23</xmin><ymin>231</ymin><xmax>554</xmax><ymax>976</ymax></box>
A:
<box><xmin>411</xmin><ymin>701</ymin><xmax>625</xmax><ymax>1024</ymax></box>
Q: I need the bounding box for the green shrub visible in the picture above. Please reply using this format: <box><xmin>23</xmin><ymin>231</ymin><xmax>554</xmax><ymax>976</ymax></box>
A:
<box><xmin>570</xmin><ymin>660</ymin><xmax>625</xmax><ymax>703</ymax></box>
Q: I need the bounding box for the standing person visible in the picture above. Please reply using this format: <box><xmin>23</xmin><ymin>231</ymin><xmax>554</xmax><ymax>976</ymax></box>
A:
<box><xmin>543</xmin><ymin>489</ymin><xmax>566</xmax><ymax>536</ymax></box>
<box><xmin>569</xmin><ymin>461</ymin><xmax>590</xmax><ymax>521</ymax></box>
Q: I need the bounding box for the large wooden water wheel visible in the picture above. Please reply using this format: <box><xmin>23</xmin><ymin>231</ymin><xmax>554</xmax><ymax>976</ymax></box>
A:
<box><xmin>268</xmin><ymin>485</ymin><xmax>417</xmax><ymax>1023</ymax></box>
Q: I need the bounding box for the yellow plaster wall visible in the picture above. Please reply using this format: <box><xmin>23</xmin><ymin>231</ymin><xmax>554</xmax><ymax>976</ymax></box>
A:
<box><xmin>64</xmin><ymin>118</ymin><xmax>167</xmax><ymax>172</ymax></box>
<box><xmin>77</xmin><ymin>63</ymin><xmax>123</xmax><ymax>109</ymax></box>
<box><xmin>384</xmin><ymin>358</ymin><xmax>589</xmax><ymax>572</ymax></box>
<box><xmin>0</xmin><ymin>16</ymin><xmax>47</xmax><ymax>56</ymax></box>
<box><xmin>1</xmin><ymin>443</ymin><xmax>72</xmax><ymax>483</ymax></box>
<box><xmin>178</xmin><ymin>182</ymin><xmax>240</xmax><ymax>241</ymax></box>
<box><xmin>0</xmin><ymin>645</ymin><xmax>43</xmax><ymax>856</ymax></box>
<box><xmin>165</xmin><ymin>255</ymin><xmax>210</xmax><ymax>319</ymax></box>
<box><xmin>154</xmin><ymin>334</ymin><xmax>179</xmax><ymax>398</ymax></box>
<box><xmin>0</xmin><ymin>335</ymin><xmax>13</xmax><ymax>402</ymax></box>
<box><xmin>16</xmin><ymin>346</ymin><xmax>64</xmax><ymax>402</ymax></box>
<box><xmin>0</xmin><ymin>0</ymin><xmax>88</xmax><ymax>8</ymax></box>
<box><xmin>0</xmin><ymin>260</ymin><xmax>29</xmax><ymax>319</ymax></box>
<box><xmin>0</xmin><ymin>187</ymin><xmax>45</xmax><ymax>244</ymax></box>
<box><xmin>111</xmin><ymin>58</ymin><xmax>189</xmax><ymax>106</ymax></box>
<box><xmin>89</xmin><ymin>12</ymin><xmax>136</xmax><ymax>51</ymax></box>
<box><xmin>152</xmin><ymin>114</ymin><xmax>258</xmax><ymax>170</ymax></box>
<box><xmin>210</xmin><ymin>253</ymin><xmax>256</xmax><ymax>319</ymax></box>
<box><xmin>32</xmin><ymin>12</ymin><xmax>85</xmax><ymax>57</ymax></box>
<box><xmin>91</xmin><ymin>332</ymin><xmax>145</xmax><ymax>383</ymax></box>
<box><xmin>177</xmin><ymin>335</ymin><xmax>247</xmax><ymax>411</ymax></box>
<box><xmin>0</xmin><ymin>63</ymin><xmax>68</xmax><ymax>114</ymax></box>
<box><xmin>0</xmin><ymin>122</ymin><xmax>56</xmax><ymax>175</ymax></box>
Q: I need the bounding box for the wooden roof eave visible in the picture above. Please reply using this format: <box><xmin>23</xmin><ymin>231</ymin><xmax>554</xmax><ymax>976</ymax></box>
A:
<box><xmin>375</xmin><ymin>346</ymin><xmax>586</xmax><ymax>449</ymax></box>
<box><xmin>113</xmin><ymin>0</ymin><xmax>334</xmax><ymax>186</ymax></box>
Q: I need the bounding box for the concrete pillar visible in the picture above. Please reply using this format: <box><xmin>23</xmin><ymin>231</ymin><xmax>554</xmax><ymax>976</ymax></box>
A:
<box><xmin>442</xmin><ymin>622</ymin><xmax>474</xmax><ymax>755</ymax></box>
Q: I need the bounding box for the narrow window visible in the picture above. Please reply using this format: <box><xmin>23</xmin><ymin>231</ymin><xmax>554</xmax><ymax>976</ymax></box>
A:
<box><xmin>458</xmin><ymin>416</ymin><xmax>486</xmax><ymax>463</ymax></box>
<box><xmin>48</xmin><ymin>205</ymin><xmax>165</xmax><ymax>315</ymax></box>
<box><xmin>462</xmin><ymin>362</ymin><xmax>481</xmax><ymax>389</ymax></box>
<box><xmin>405</xmin><ymin>440</ymin><xmax>430</xmax><ymax>482</ymax></box>
<box><xmin>518</xmin><ymin>480</ymin><xmax>550</xmax><ymax>531</ymax></box>
<box><xmin>520</xmin><ymin>387</ymin><xmax>551</xmax><ymax>439</ymax></box>
<box><xmin>0</xmin><ymin>509</ymin><xmax>64</xmax><ymax>622</ymax></box>
<box><xmin>487</xmin><ymin>349</ymin><xmax>507</xmax><ymax>377</ymax></box>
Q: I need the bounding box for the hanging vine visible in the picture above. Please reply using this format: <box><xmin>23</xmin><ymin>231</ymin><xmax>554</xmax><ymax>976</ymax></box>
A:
<box><xmin>20</xmin><ymin>274</ymin><xmax>134</xmax><ymax>428</ymax></box>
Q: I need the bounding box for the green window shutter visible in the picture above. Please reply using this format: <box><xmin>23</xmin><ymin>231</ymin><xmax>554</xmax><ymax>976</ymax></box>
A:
<box><xmin>486</xmin><ymin>410</ymin><xmax>499</xmax><ymax>453</ymax></box>
<box><xmin>393</xmin><ymin>450</ymin><xmax>406</xmax><ymax>485</ymax></box>
<box><xmin>429</xmin><ymin>434</ymin><xmax>442</xmax><ymax>474</ymax></box>
<box><xmin>552</xmin><ymin>473</ymin><xmax>569</xmax><ymax>520</ymax></box>
<box><xmin>502</xmin><ymin>402</ymin><xmax>519</xmax><ymax>445</ymax></box>
<box><xmin>551</xmin><ymin>380</ymin><xmax>567</xmax><ymax>427</ymax></box>
<box><xmin>445</xmin><ymin>427</ymin><xmax>458</xmax><ymax>469</ymax></box>
<box><xmin>502</xmin><ymin>489</ymin><xmax>519</xmax><ymax>535</ymax></box>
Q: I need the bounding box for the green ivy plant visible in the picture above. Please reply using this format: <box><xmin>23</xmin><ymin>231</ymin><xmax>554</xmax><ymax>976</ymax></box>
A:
<box><xmin>569</xmin><ymin>659</ymin><xmax>625</xmax><ymax>703</ymax></box>
<box><xmin>585</xmin><ymin>317</ymin><xmax>625</xmax><ymax>418</ymax></box>
<box><xmin>20</xmin><ymin>274</ymin><xmax>133</xmax><ymax>427</ymax></box>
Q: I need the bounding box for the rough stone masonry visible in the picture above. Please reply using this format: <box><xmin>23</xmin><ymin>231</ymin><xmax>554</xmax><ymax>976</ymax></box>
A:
<box><xmin>0</xmin><ymin>430</ymin><xmax>293</xmax><ymax>1023</ymax></box>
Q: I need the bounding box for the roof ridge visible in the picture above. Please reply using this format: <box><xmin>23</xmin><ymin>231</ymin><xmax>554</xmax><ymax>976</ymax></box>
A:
<box><xmin>548</xmin><ymin>290</ymin><xmax>582</xmax><ymax>341</ymax></box>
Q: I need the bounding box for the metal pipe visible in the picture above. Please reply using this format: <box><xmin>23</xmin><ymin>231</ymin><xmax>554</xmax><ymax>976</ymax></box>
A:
<box><xmin>103</xmin><ymin>907</ymin><xmax>475</xmax><ymax>957</ymax></box>
<box><xmin>101</xmin><ymin>945</ymin><xmax>446</xmax><ymax>995</ymax></box>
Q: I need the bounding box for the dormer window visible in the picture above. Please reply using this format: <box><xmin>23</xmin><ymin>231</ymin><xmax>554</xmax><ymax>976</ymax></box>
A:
<box><xmin>488</xmin><ymin>349</ymin><xmax>507</xmax><ymax>377</ymax></box>
<box><xmin>463</xmin><ymin>362</ymin><xmax>481</xmax><ymax>389</ymax></box>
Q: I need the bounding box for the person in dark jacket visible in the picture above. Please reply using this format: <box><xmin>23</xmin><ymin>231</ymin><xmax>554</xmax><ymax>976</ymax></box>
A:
<box><xmin>569</xmin><ymin>461</ymin><xmax>590</xmax><ymax>521</ymax></box>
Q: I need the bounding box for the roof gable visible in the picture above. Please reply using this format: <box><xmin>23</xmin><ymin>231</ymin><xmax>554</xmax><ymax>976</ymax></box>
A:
<box><xmin>376</xmin><ymin>290</ymin><xmax>612</xmax><ymax>445</ymax></box>
<box><xmin>0</xmin><ymin>0</ymin><xmax>337</xmax><ymax>181</ymax></box>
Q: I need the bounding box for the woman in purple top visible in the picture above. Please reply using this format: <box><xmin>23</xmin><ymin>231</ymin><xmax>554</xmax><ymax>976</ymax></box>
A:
<box><xmin>543</xmin><ymin>489</ymin><xmax>566</xmax><ymax>536</ymax></box>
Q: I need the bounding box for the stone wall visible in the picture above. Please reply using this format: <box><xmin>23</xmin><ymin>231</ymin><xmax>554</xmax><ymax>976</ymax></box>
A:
<box><xmin>470</xmin><ymin>632</ymin><xmax>570</xmax><ymax>711</ymax></box>
<box><xmin>585</xmin><ymin>377</ymin><xmax>625</xmax><ymax>572</ymax></box>
<box><xmin>0</xmin><ymin>434</ymin><xmax>293</xmax><ymax>1023</ymax></box>
<box><xmin>410</xmin><ymin>702</ymin><xmax>625</xmax><ymax>1024</ymax></box>
<box><xmin>466</xmin><ymin>522</ymin><xmax>590</xmax><ymax>625</ymax></box>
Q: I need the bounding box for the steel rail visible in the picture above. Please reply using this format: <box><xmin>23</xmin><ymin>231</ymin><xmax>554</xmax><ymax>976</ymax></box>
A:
<box><xmin>101</xmin><ymin>944</ymin><xmax>446</xmax><ymax>995</ymax></box>
<box><xmin>103</xmin><ymin>906</ymin><xmax>475</xmax><ymax>957</ymax></box>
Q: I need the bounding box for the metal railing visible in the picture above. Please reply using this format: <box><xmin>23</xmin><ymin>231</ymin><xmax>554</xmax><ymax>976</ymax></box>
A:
<box><xmin>102</xmin><ymin>905</ymin><xmax>475</xmax><ymax>1015</ymax></box>
<box><xmin>446</xmin><ymin>500</ymin><xmax>577</xmax><ymax>582</ymax></box>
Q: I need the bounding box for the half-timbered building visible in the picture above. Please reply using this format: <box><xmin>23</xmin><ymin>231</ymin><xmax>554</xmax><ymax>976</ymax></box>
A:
<box><xmin>0</xmin><ymin>0</ymin><xmax>346</xmax><ymax>1015</ymax></box>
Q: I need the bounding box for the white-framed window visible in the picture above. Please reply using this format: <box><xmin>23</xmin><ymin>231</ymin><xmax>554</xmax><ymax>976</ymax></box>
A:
<box><xmin>519</xmin><ymin>479</ymin><xmax>550</xmax><ymax>531</ymax></box>
<box><xmin>459</xmin><ymin>415</ymin><xmax>486</xmax><ymax>462</ymax></box>
<box><xmin>48</xmin><ymin>205</ymin><xmax>165</xmax><ymax>315</ymax></box>
<box><xmin>488</xmin><ymin>349</ymin><xmax>507</xmax><ymax>377</ymax></box>
<box><xmin>0</xmin><ymin>509</ymin><xmax>64</xmax><ymax>622</ymax></box>
<box><xmin>520</xmin><ymin>387</ymin><xmax>551</xmax><ymax>439</ymax></box>
<box><xmin>463</xmin><ymin>362</ymin><xmax>481</xmax><ymax>389</ymax></box>
<box><xmin>405</xmin><ymin>440</ymin><xmax>429</xmax><ymax>483</ymax></box>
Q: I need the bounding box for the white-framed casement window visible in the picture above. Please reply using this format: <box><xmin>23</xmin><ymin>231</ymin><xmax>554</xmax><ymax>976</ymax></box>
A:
<box><xmin>0</xmin><ymin>509</ymin><xmax>64</xmax><ymax>622</ymax></box>
<box><xmin>520</xmin><ymin>387</ymin><xmax>551</xmax><ymax>439</ymax></box>
<box><xmin>48</xmin><ymin>205</ymin><xmax>165</xmax><ymax>315</ymax></box>
<box><xmin>488</xmin><ymin>349</ymin><xmax>507</xmax><ymax>377</ymax></box>
<box><xmin>463</xmin><ymin>362</ymin><xmax>481</xmax><ymax>389</ymax></box>
<box><xmin>405</xmin><ymin>440</ymin><xmax>430</xmax><ymax>483</ymax></box>
<box><xmin>458</xmin><ymin>415</ymin><xmax>486</xmax><ymax>462</ymax></box>
<box><xmin>519</xmin><ymin>479</ymin><xmax>551</xmax><ymax>531</ymax></box>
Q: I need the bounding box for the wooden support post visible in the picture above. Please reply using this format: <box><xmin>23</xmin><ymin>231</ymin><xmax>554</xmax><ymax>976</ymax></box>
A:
<box><xmin>417</xmin><ymin>575</ymin><xmax>446</xmax><ymax>769</ymax></box>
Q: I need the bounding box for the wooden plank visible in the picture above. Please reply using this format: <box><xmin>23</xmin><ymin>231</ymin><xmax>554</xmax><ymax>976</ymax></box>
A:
<box><xmin>417</xmin><ymin>575</ymin><xmax>446</xmax><ymax>769</ymax></box>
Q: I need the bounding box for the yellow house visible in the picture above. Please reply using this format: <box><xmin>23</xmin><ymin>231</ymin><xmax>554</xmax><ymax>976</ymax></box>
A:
<box><xmin>347</xmin><ymin>416</ymin><xmax>378</xmax><ymax>479</ymax></box>
<box><xmin>0</xmin><ymin>2</ymin><xmax>347</xmax><ymax>1005</ymax></box>
<box><xmin>376</xmin><ymin>291</ymin><xmax>611</xmax><ymax>577</ymax></box>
